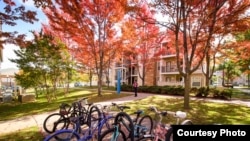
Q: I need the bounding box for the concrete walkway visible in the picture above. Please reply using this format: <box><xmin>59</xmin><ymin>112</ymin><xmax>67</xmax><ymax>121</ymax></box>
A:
<box><xmin>0</xmin><ymin>92</ymin><xmax>250</xmax><ymax>135</ymax></box>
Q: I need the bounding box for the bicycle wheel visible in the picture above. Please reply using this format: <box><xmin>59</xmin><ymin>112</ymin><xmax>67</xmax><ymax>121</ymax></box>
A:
<box><xmin>43</xmin><ymin>113</ymin><xmax>68</xmax><ymax>133</ymax></box>
<box><xmin>165</xmin><ymin>127</ymin><xmax>173</xmax><ymax>141</ymax></box>
<box><xmin>86</xmin><ymin>105</ymin><xmax>102</xmax><ymax>139</ymax></box>
<box><xmin>99</xmin><ymin>115</ymin><xmax>115</xmax><ymax>137</ymax></box>
<box><xmin>114</xmin><ymin>112</ymin><xmax>134</xmax><ymax>141</ymax></box>
<box><xmin>99</xmin><ymin>128</ymin><xmax>126</xmax><ymax>141</ymax></box>
<box><xmin>136</xmin><ymin>136</ymin><xmax>154</xmax><ymax>141</ymax></box>
<box><xmin>88</xmin><ymin>105</ymin><xmax>102</xmax><ymax>127</ymax></box>
<box><xmin>181</xmin><ymin>120</ymin><xmax>193</xmax><ymax>125</ymax></box>
<box><xmin>44</xmin><ymin>129</ymin><xmax>80</xmax><ymax>141</ymax></box>
<box><xmin>138</xmin><ymin>115</ymin><xmax>153</xmax><ymax>135</ymax></box>
<box><xmin>79</xmin><ymin>106</ymin><xmax>88</xmax><ymax>126</ymax></box>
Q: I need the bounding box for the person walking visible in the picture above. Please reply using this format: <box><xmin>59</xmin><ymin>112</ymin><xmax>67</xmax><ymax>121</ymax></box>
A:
<box><xmin>133</xmin><ymin>80</ymin><xmax>138</xmax><ymax>97</ymax></box>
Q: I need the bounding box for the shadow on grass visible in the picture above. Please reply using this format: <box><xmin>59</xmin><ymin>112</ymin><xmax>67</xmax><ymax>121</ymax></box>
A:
<box><xmin>0</xmin><ymin>126</ymin><xmax>44</xmax><ymax>141</ymax></box>
<box><xmin>1</xmin><ymin>94</ymin><xmax>250</xmax><ymax>140</ymax></box>
<box><xmin>0</xmin><ymin>89</ymin><xmax>130</xmax><ymax>121</ymax></box>
<box><xmin>122</xmin><ymin>96</ymin><xmax>250</xmax><ymax>125</ymax></box>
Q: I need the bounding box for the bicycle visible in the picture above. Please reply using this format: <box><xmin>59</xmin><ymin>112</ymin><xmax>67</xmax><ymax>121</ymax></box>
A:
<box><xmin>43</xmin><ymin>97</ymin><xmax>100</xmax><ymax>134</ymax></box>
<box><xmin>43</xmin><ymin>102</ymin><xmax>73</xmax><ymax>134</ymax></box>
<box><xmin>44</xmin><ymin>106</ymin><xmax>101</xmax><ymax>141</ymax></box>
<box><xmin>137</xmin><ymin>106</ymin><xmax>193</xmax><ymax>141</ymax></box>
<box><xmin>89</xmin><ymin>104</ymin><xmax>116</xmax><ymax>140</ymax></box>
<box><xmin>99</xmin><ymin>111</ymin><xmax>134</xmax><ymax>141</ymax></box>
<box><xmin>102</xmin><ymin>103</ymin><xmax>153</xmax><ymax>140</ymax></box>
<box><xmin>44</xmin><ymin>103</ymin><xmax>118</xmax><ymax>141</ymax></box>
<box><xmin>110</xmin><ymin>102</ymin><xmax>153</xmax><ymax>139</ymax></box>
<box><xmin>132</xmin><ymin>109</ymin><xmax>153</xmax><ymax>139</ymax></box>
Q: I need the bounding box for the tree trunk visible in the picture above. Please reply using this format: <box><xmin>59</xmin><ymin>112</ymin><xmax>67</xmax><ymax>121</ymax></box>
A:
<box><xmin>35</xmin><ymin>87</ymin><xmax>38</xmax><ymax>98</ymax></box>
<box><xmin>97</xmin><ymin>73</ymin><xmax>102</xmax><ymax>96</ymax></box>
<box><xmin>184</xmin><ymin>74</ymin><xmax>191</xmax><ymax>109</ymax></box>
<box><xmin>153</xmin><ymin>61</ymin><xmax>157</xmax><ymax>86</ymax></box>
<box><xmin>205</xmin><ymin>54</ymin><xmax>210</xmax><ymax>86</ymax></box>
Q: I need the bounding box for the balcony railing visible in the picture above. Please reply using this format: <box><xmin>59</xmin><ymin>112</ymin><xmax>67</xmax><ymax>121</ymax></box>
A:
<box><xmin>126</xmin><ymin>71</ymin><xmax>138</xmax><ymax>76</ymax></box>
<box><xmin>161</xmin><ymin>66</ymin><xmax>182</xmax><ymax>73</ymax></box>
<box><xmin>162</xmin><ymin>51</ymin><xmax>175</xmax><ymax>56</ymax></box>
<box><xmin>157</xmin><ymin>81</ymin><xmax>183</xmax><ymax>86</ymax></box>
<box><xmin>115</xmin><ymin>63</ymin><xmax>123</xmax><ymax>67</ymax></box>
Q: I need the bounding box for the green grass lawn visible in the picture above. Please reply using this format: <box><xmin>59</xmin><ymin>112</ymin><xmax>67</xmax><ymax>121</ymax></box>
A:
<box><xmin>0</xmin><ymin>126</ymin><xmax>44</xmax><ymax>141</ymax></box>
<box><xmin>123</xmin><ymin>95</ymin><xmax>250</xmax><ymax>125</ymax></box>
<box><xmin>0</xmin><ymin>87</ymin><xmax>130</xmax><ymax>121</ymax></box>
<box><xmin>1</xmin><ymin>87</ymin><xmax>250</xmax><ymax>141</ymax></box>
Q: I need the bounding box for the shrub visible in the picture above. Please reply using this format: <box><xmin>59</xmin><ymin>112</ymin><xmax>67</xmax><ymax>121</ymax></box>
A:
<box><xmin>219</xmin><ymin>89</ymin><xmax>232</xmax><ymax>100</ymax></box>
<box><xmin>138</xmin><ymin>85</ymin><xmax>149</xmax><ymax>93</ymax></box>
<box><xmin>195</xmin><ymin>87</ymin><xmax>209</xmax><ymax>97</ymax></box>
<box><xmin>147</xmin><ymin>86</ymin><xmax>161</xmax><ymax>93</ymax></box>
<box><xmin>172</xmin><ymin>86</ymin><xmax>184</xmax><ymax>96</ymax></box>
<box><xmin>210</xmin><ymin>88</ymin><xmax>220</xmax><ymax>98</ymax></box>
<box><xmin>190</xmin><ymin>87</ymin><xmax>198</xmax><ymax>93</ymax></box>
<box><xmin>160</xmin><ymin>86</ymin><xmax>171</xmax><ymax>94</ymax></box>
<box><xmin>120</xmin><ymin>84</ymin><xmax>133</xmax><ymax>92</ymax></box>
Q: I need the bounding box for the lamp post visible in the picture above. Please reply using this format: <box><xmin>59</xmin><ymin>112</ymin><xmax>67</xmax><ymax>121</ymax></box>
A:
<box><xmin>6</xmin><ymin>75</ymin><xmax>9</xmax><ymax>88</ymax></box>
<box><xmin>9</xmin><ymin>76</ymin><xmax>11</xmax><ymax>87</ymax></box>
<box><xmin>116</xmin><ymin>69</ymin><xmax>121</xmax><ymax>94</ymax></box>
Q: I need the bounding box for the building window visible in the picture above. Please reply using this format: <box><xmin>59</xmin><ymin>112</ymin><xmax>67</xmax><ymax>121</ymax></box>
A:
<box><xmin>165</xmin><ymin>77</ymin><xmax>171</xmax><ymax>82</ymax></box>
<box><xmin>192</xmin><ymin>77</ymin><xmax>201</xmax><ymax>87</ymax></box>
<box><xmin>166</xmin><ymin>62</ymin><xmax>171</xmax><ymax>72</ymax></box>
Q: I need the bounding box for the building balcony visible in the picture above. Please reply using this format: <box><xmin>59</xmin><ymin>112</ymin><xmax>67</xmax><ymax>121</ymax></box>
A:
<box><xmin>126</xmin><ymin>71</ymin><xmax>138</xmax><ymax>76</ymax></box>
<box><xmin>161</xmin><ymin>66</ymin><xmax>182</xmax><ymax>73</ymax></box>
<box><xmin>161</xmin><ymin>52</ymin><xmax>176</xmax><ymax>58</ymax></box>
<box><xmin>157</xmin><ymin>81</ymin><xmax>183</xmax><ymax>86</ymax></box>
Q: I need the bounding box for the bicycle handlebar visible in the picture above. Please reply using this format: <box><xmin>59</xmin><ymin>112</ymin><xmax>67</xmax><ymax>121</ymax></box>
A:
<box><xmin>59</xmin><ymin>103</ymin><xmax>71</xmax><ymax>108</ymax></box>
<box><xmin>78</xmin><ymin>97</ymin><xmax>88</xmax><ymax>102</ymax></box>
<box><xmin>148</xmin><ymin>106</ymin><xmax>187</xmax><ymax>119</ymax></box>
<box><xmin>111</xmin><ymin>102</ymin><xmax>130</xmax><ymax>111</ymax></box>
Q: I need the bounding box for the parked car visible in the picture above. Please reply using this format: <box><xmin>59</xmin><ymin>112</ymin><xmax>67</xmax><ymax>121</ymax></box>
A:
<box><xmin>74</xmin><ymin>82</ymin><xmax>83</xmax><ymax>87</ymax></box>
<box><xmin>11</xmin><ymin>86</ymin><xmax>21</xmax><ymax>92</ymax></box>
<box><xmin>224</xmin><ymin>83</ymin><xmax>233</xmax><ymax>88</ymax></box>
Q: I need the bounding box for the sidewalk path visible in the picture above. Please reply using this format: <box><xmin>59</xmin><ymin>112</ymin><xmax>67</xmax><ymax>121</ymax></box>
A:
<box><xmin>0</xmin><ymin>92</ymin><xmax>250</xmax><ymax>135</ymax></box>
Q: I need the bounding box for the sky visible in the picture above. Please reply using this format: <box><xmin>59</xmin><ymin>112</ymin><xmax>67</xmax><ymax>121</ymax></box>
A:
<box><xmin>1</xmin><ymin>0</ymin><xmax>47</xmax><ymax>69</ymax></box>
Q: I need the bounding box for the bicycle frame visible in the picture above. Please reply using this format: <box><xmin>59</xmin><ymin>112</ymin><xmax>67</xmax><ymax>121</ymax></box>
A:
<box><xmin>44</xmin><ymin>114</ymin><xmax>114</xmax><ymax>141</ymax></box>
<box><xmin>134</xmin><ymin>124</ymin><xmax>148</xmax><ymax>137</ymax></box>
<box><xmin>148</xmin><ymin>106</ymin><xmax>190</xmax><ymax>141</ymax></box>
<box><xmin>132</xmin><ymin>110</ymin><xmax>151</xmax><ymax>137</ymax></box>
<box><xmin>111</xmin><ymin>125</ymin><xmax>120</xmax><ymax>140</ymax></box>
<box><xmin>111</xmin><ymin>102</ymin><xmax>152</xmax><ymax>139</ymax></box>
<box><xmin>76</xmin><ymin>111</ymin><xmax>114</xmax><ymax>140</ymax></box>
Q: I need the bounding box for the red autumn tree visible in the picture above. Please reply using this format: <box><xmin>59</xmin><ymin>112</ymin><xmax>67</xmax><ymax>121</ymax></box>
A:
<box><xmin>0</xmin><ymin>0</ymin><xmax>38</xmax><ymax>61</ymax></box>
<box><xmin>43</xmin><ymin>0</ymin><xmax>127</xmax><ymax>96</ymax></box>
<box><xmin>145</xmin><ymin>0</ymin><xmax>250</xmax><ymax>109</ymax></box>
<box><xmin>121</xmin><ymin>2</ymin><xmax>164</xmax><ymax>86</ymax></box>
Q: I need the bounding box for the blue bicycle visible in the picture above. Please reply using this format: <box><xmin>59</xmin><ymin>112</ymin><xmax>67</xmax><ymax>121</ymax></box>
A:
<box><xmin>109</xmin><ymin>103</ymin><xmax>153</xmax><ymax>140</ymax></box>
<box><xmin>99</xmin><ymin>111</ymin><xmax>134</xmax><ymax>141</ymax></box>
<box><xmin>99</xmin><ymin>103</ymin><xmax>153</xmax><ymax>141</ymax></box>
<box><xmin>43</xmin><ymin>105</ymin><xmax>114</xmax><ymax>141</ymax></box>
